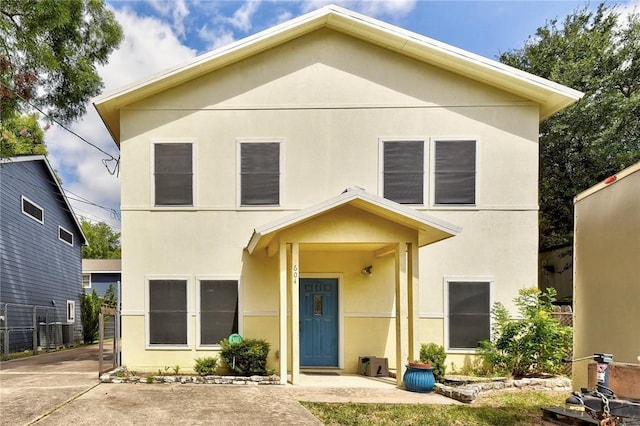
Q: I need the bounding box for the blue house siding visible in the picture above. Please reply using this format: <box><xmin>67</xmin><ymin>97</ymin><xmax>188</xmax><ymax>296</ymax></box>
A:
<box><xmin>89</xmin><ymin>273</ymin><xmax>120</xmax><ymax>298</ymax></box>
<box><xmin>0</xmin><ymin>157</ymin><xmax>85</xmax><ymax>352</ymax></box>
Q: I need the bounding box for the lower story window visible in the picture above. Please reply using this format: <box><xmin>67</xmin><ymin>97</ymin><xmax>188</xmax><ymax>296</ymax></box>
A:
<box><xmin>149</xmin><ymin>279</ymin><xmax>188</xmax><ymax>345</ymax></box>
<box><xmin>447</xmin><ymin>280</ymin><xmax>491</xmax><ymax>350</ymax></box>
<box><xmin>66</xmin><ymin>300</ymin><xmax>75</xmax><ymax>323</ymax></box>
<box><xmin>199</xmin><ymin>280</ymin><xmax>238</xmax><ymax>346</ymax></box>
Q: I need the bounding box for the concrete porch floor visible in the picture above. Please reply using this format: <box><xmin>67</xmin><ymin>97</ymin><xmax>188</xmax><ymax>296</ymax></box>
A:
<box><xmin>286</xmin><ymin>372</ymin><xmax>460</xmax><ymax>404</ymax></box>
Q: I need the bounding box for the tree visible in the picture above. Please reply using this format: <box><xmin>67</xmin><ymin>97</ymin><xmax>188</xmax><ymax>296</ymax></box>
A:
<box><xmin>81</xmin><ymin>220</ymin><xmax>121</xmax><ymax>259</ymax></box>
<box><xmin>499</xmin><ymin>3</ymin><xmax>640</xmax><ymax>249</ymax></box>
<box><xmin>1</xmin><ymin>0</ymin><xmax>123</xmax><ymax>157</ymax></box>
<box><xmin>80</xmin><ymin>289</ymin><xmax>101</xmax><ymax>344</ymax></box>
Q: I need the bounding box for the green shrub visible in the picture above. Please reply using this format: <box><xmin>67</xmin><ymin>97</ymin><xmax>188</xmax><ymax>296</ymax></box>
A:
<box><xmin>80</xmin><ymin>289</ymin><xmax>101</xmax><ymax>343</ymax></box>
<box><xmin>194</xmin><ymin>356</ymin><xmax>218</xmax><ymax>375</ymax></box>
<box><xmin>419</xmin><ymin>343</ymin><xmax>447</xmax><ymax>382</ymax></box>
<box><xmin>478</xmin><ymin>287</ymin><xmax>572</xmax><ymax>378</ymax></box>
<box><xmin>219</xmin><ymin>338</ymin><xmax>270</xmax><ymax>376</ymax></box>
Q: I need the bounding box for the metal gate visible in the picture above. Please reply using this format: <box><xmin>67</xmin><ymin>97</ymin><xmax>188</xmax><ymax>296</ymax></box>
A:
<box><xmin>98</xmin><ymin>305</ymin><xmax>120</xmax><ymax>375</ymax></box>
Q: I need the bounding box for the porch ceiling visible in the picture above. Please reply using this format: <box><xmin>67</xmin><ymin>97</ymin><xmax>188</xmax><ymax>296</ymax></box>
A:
<box><xmin>246</xmin><ymin>187</ymin><xmax>461</xmax><ymax>255</ymax></box>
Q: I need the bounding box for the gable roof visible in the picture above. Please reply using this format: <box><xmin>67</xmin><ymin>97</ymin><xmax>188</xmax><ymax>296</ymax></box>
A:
<box><xmin>1</xmin><ymin>155</ymin><xmax>88</xmax><ymax>245</ymax></box>
<box><xmin>246</xmin><ymin>187</ymin><xmax>461</xmax><ymax>254</ymax></box>
<box><xmin>94</xmin><ymin>5</ymin><xmax>583</xmax><ymax>146</ymax></box>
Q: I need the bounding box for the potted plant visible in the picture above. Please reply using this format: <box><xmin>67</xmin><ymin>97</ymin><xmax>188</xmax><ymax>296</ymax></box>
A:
<box><xmin>404</xmin><ymin>360</ymin><xmax>436</xmax><ymax>393</ymax></box>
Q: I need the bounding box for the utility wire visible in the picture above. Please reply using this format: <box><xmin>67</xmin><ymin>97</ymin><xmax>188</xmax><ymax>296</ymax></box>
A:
<box><xmin>0</xmin><ymin>80</ymin><xmax>120</xmax><ymax>176</ymax></box>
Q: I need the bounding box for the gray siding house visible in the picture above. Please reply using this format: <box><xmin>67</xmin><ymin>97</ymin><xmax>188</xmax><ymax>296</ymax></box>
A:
<box><xmin>82</xmin><ymin>259</ymin><xmax>121</xmax><ymax>298</ymax></box>
<box><xmin>0</xmin><ymin>155</ymin><xmax>87</xmax><ymax>354</ymax></box>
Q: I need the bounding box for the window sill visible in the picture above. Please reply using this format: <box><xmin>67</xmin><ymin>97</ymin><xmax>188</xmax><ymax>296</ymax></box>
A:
<box><xmin>146</xmin><ymin>344</ymin><xmax>191</xmax><ymax>350</ymax></box>
<box><xmin>447</xmin><ymin>348</ymin><xmax>480</xmax><ymax>354</ymax></box>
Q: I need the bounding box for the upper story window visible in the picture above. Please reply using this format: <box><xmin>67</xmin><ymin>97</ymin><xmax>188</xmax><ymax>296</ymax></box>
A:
<box><xmin>21</xmin><ymin>195</ymin><xmax>44</xmax><ymax>223</ymax></box>
<box><xmin>58</xmin><ymin>226</ymin><xmax>74</xmax><ymax>246</ymax></box>
<box><xmin>239</xmin><ymin>141</ymin><xmax>280</xmax><ymax>206</ymax></box>
<box><xmin>433</xmin><ymin>140</ymin><xmax>476</xmax><ymax>205</ymax></box>
<box><xmin>382</xmin><ymin>140</ymin><xmax>424</xmax><ymax>204</ymax></box>
<box><xmin>154</xmin><ymin>143</ymin><xmax>193</xmax><ymax>206</ymax></box>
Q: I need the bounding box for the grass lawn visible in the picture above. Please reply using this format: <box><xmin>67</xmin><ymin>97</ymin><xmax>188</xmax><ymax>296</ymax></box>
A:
<box><xmin>301</xmin><ymin>389</ymin><xmax>568</xmax><ymax>426</ymax></box>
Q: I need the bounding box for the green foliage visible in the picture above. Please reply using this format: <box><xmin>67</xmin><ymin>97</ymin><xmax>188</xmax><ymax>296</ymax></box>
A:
<box><xmin>0</xmin><ymin>0</ymin><xmax>123</xmax><ymax>127</ymax></box>
<box><xmin>193</xmin><ymin>356</ymin><xmax>218</xmax><ymax>376</ymax></box>
<box><xmin>477</xmin><ymin>287</ymin><xmax>572</xmax><ymax>378</ymax></box>
<box><xmin>80</xmin><ymin>289</ymin><xmax>101</xmax><ymax>343</ymax></box>
<box><xmin>103</xmin><ymin>283</ymin><xmax>117</xmax><ymax>307</ymax></box>
<box><xmin>500</xmin><ymin>3</ymin><xmax>640</xmax><ymax>249</ymax></box>
<box><xmin>81</xmin><ymin>220</ymin><xmax>121</xmax><ymax>259</ymax></box>
<box><xmin>0</xmin><ymin>113</ymin><xmax>47</xmax><ymax>158</ymax></box>
<box><xmin>419</xmin><ymin>343</ymin><xmax>446</xmax><ymax>382</ymax></box>
<box><xmin>219</xmin><ymin>338</ymin><xmax>270</xmax><ymax>376</ymax></box>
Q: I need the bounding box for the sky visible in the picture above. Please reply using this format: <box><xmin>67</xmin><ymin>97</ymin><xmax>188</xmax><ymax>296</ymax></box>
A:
<box><xmin>44</xmin><ymin>0</ymin><xmax>639</xmax><ymax>233</ymax></box>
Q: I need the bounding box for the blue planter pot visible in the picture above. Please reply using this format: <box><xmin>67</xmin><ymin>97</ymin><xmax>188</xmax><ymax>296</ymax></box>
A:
<box><xmin>403</xmin><ymin>364</ymin><xmax>436</xmax><ymax>393</ymax></box>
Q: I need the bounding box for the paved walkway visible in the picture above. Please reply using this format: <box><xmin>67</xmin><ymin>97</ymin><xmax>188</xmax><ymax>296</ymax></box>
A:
<box><xmin>0</xmin><ymin>345</ymin><xmax>456</xmax><ymax>425</ymax></box>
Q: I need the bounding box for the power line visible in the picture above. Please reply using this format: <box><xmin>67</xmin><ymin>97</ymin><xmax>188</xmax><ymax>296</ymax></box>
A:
<box><xmin>0</xmin><ymin>80</ymin><xmax>120</xmax><ymax>176</ymax></box>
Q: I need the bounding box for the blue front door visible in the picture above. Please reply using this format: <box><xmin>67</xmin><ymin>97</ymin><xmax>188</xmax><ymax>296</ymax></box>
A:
<box><xmin>300</xmin><ymin>278</ymin><xmax>338</xmax><ymax>367</ymax></box>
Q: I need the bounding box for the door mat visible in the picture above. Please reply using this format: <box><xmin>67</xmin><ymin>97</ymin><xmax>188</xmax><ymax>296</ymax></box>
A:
<box><xmin>303</xmin><ymin>372</ymin><xmax>340</xmax><ymax>376</ymax></box>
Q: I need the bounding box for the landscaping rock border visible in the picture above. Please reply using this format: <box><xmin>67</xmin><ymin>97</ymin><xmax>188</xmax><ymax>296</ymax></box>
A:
<box><xmin>100</xmin><ymin>367</ymin><xmax>282</xmax><ymax>385</ymax></box>
<box><xmin>434</xmin><ymin>376</ymin><xmax>572</xmax><ymax>403</ymax></box>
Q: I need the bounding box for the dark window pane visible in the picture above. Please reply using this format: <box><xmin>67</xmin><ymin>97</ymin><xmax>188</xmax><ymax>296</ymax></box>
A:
<box><xmin>200</xmin><ymin>280</ymin><xmax>238</xmax><ymax>345</ymax></box>
<box><xmin>434</xmin><ymin>140</ymin><xmax>476</xmax><ymax>204</ymax></box>
<box><xmin>449</xmin><ymin>282</ymin><xmax>490</xmax><ymax>349</ymax></box>
<box><xmin>59</xmin><ymin>227</ymin><xmax>73</xmax><ymax>245</ymax></box>
<box><xmin>241</xmin><ymin>143</ymin><xmax>279</xmax><ymax>205</ymax></box>
<box><xmin>383</xmin><ymin>141</ymin><xmax>423</xmax><ymax>204</ymax></box>
<box><xmin>155</xmin><ymin>143</ymin><xmax>193</xmax><ymax>206</ymax></box>
<box><xmin>22</xmin><ymin>198</ymin><xmax>43</xmax><ymax>222</ymax></box>
<box><xmin>149</xmin><ymin>280</ymin><xmax>187</xmax><ymax>345</ymax></box>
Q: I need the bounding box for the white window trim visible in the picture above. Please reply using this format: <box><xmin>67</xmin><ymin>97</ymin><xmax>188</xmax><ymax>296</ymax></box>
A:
<box><xmin>58</xmin><ymin>226</ymin><xmax>74</xmax><ymax>246</ymax></box>
<box><xmin>82</xmin><ymin>274</ymin><xmax>92</xmax><ymax>289</ymax></box>
<box><xmin>443</xmin><ymin>276</ymin><xmax>494</xmax><ymax>354</ymax></box>
<box><xmin>429</xmin><ymin>137</ymin><xmax>480</xmax><ymax>209</ymax></box>
<box><xmin>195</xmin><ymin>275</ymin><xmax>242</xmax><ymax>349</ymax></box>
<box><xmin>21</xmin><ymin>195</ymin><xmax>44</xmax><ymax>224</ymax></box>
<box><xmin>236</xmin><ymin>138</ymin><xmax>284</xmax><ymax>209</ymax></box>
<box><xmin>145</xmin><ymin>275</ymin><xmax>192</xmax><ymax>349</ymax></box>
<box><xmin>66</xmin><ymin>300</ymin><xmax>75</xmax><ymax>323</ymax></box>
<box><xmin>378</xmin><ymin>138</ymin><xmax>428</xmax><ymax>206</ymax></box>
<box><xmin>149</xmin><ymin>139</ymin><xmax>198</xmax><ymax>209</ymax></box>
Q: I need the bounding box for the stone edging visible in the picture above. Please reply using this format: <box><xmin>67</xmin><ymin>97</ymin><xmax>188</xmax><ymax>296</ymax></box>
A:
<box><xmin>434</xmin><ymin>377</ymin><xmax>572</xmax><ymax>403</ymax></box>
<box><xmin>100</xmin><ymin>367</ymin><xmax>282</xmax><ymax>385</ymax></box>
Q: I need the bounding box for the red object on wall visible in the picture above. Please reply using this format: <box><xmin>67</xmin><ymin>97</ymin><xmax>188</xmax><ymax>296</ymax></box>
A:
<box><xmin>604</xmin><ymin>175</ymin><xmax>617</xmax><ymax>184</ymax></box>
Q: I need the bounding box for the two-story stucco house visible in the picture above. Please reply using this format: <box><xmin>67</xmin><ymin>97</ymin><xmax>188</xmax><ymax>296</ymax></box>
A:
<box><xmin>93</xmin><ymin>6</ymin><xmax>582</xmax><ymax>384</ymax></box>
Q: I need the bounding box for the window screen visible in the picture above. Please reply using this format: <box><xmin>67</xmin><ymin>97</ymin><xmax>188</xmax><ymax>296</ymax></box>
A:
<box><xmin>154</xmin><ymin>143</ymin><xmax>193</xmax><ymax>206</ymax></box>
<box><xmin>200</xmin><ymin>280</ymin><xmax>238</xmax><ymax>345</ymax></box>
<box><xmin>448</xmin><ymin>281</ymin><xmax>490</xmax><ymax>349</ymax></box>
<box><xmin>434</xmin><ymin>140</ymin><xmax>476</xmax><ymax>205</ymax></box>
<box><xmin>59</xmin><ymin>227</ymin><xmax>73</xmax><ymax>245</ymax></box>
<box><xmin>22</xmin><ymin>196</ymin><xmax>44</xmax><ymax>222</ymax></box>
<box><xmin>149</xmin><ymin>280</ymin><xmax>188</xmax><ymax>345</ymax></box>
<box><xmin>383</xmin><ymin>141</ymin><xmax>424</xmax><ymax>204</ymax></box>
<box><xmin>240</xmin><ymin>143</ymin><xmax>279</xmax><ymax>206</ymax></box>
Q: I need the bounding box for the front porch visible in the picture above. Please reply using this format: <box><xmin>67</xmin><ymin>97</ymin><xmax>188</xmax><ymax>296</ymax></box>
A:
<box><xmin>246</xmin><ymin>188</ymin><xmax>461</xmax><ymax>386</ymax></box>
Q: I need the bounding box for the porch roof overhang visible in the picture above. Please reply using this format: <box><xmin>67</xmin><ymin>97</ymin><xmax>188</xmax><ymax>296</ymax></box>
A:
<box><xmin>246</xmin><ymin>187</ymin><xmax>461</xmax><ymax>255</ymax></box>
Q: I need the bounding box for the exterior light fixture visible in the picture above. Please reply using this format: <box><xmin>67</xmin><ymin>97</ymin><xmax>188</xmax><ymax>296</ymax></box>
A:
<box><xmin>361</xmin><ymin>265</ymin><xmax>373</xmax><ymax>276</ymax></box>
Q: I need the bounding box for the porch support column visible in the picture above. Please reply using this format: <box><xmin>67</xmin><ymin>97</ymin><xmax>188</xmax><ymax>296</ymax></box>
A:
<box><xmin>278</xmin><ymin>242</ymin><xmax>288</xmax><ymax>385</ymax></box>
<box><xmin>407</xmin><ymin>243</ymin><xmax>420</xmax><ymax>362</ymax></box>
<box><xmin>394</xmin><ymin>243</ymin><xmax>409</xmax><ymax>387</ymax></box>
<box><xmin>290</xmin><ymin>242</ymin><xmax>300</xmax><ymax>385</ymax></box>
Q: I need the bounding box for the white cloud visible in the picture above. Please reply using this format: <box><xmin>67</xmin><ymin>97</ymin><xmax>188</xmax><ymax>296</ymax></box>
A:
<box><xmin>198</xmin><ymin>24</ymin><xmax>237</xmax><ymax>50</ymax></box>
<box><xmin>45</xmin><ymin>7</ymin><xmax>197</xmax><ymax>229</ymax></box>
<box><xmin>147</xmin><ymin>0</ymin><xmax>190</xmax><ymax>38</ymax></box>
<box><xmin>222</xmin><ymin>1</ymin><xmax>262</xmax><ymax>32</ymax></box>
<box><xmin>300</xmin><ymin>0</ymin><xmax>416</xmax><ymax>18</ymax></box>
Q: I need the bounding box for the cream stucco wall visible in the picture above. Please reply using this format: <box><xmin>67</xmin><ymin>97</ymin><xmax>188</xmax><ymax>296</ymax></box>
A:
<box><xmin>572</xmin><ymin>164</ymin><xmax>640</xmax><ymax>389</ymax></box>
<box><xmin>118</xmin><ymin>28</ymin><xmax>540</xmax><ymax>373</ymax></box>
